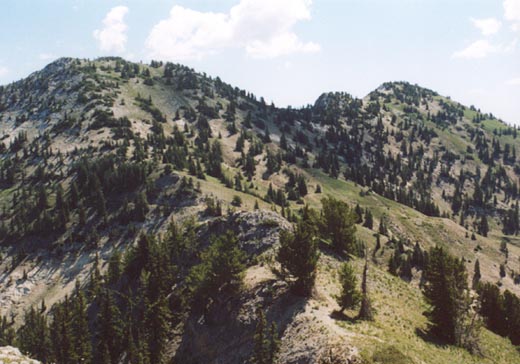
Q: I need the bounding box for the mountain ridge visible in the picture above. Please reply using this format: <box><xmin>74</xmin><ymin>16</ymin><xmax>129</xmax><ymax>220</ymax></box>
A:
<box><xmin>1</xmin><ymin>57</ymin><xmax>520</xmax><ymax>363</ymax></box>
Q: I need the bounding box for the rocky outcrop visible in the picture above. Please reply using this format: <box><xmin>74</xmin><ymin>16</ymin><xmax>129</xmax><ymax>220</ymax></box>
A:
<box><xmin>0</xmin><ymin>346</ymin><xmax>40</xmax><ymax>364</ymax></box>
<box><xmin>203</xmin><ymin>210</ymin><xmax>292</xmax><ymax>256</ymax></box>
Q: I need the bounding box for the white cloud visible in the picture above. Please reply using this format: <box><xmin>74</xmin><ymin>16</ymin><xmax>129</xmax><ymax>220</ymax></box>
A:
<box><xmin>471</xmin><ymin>17</ymin><xmax>502</xmax><ymax>35</ymax></box>
<box><xmin>504</xmin><ymin>0</ymin><xmax>520</xmax><ymax>30</ymax></box>
<box><xmin>0</xmin><ymin>66</ymin><xmax>8</xmax><ymax>78</ymax></box>
<box><xmin>93</xmin><ymin>6</ymin><xmax>129</xmax><ymax>53</ymax></box>
<box><xmin>39</xmin><ymin>53</ymin><xmax>56</xmax><ymax>61</ymax></box>
<box><xmin>145</xmin><ymin>0</ymin><xmax>320</xmax><ymax>60</ymax></box>
<box><xmin>452</xmin><ymin>39</ymin><xmax>499</xmax><ymax>59</ymax></box>
<box><xmin>452</xmin><ymin>38</ymin><xmax>516</xmax><ymax>59</ymax></box>
<box><xmin>504</xmin><ymin>0</ymin><xmax>520</xmax><ymax>21</ymax></box>
<box><xmin>506</xmin><ymin>77</ymin><xmax>520</xmax><ymax>85</ymax></box>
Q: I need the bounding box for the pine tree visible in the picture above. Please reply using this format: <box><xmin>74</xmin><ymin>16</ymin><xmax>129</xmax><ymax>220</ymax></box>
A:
<box><xmin>422</xmin><ymin>246</ymin><xmax>472</xmax><ymax>345</ymax></box>
<box><xmin>277</xmin><ymin>208</ymin><xmax>320</xmax><ymax>296</ymax></box>
<box><xmin>37</xmin><ymin>185</ymin><xmax>49</xmax><ymax>211</ymax></box>
<box><xmin>252</xmin><ymin>309</ymin><xmax>268</xmax><ymax>364</ymax></box>
<box><xmin>336</xmin><ymin>262</ymin><xmax>361</xmax><ymax>312</ymax></box>
<box><xmin>373</xmin><ymin>234</ymin><xmax>381</xmax><ymax>256</ymax></box>
<box><xmin>95</xmin><ymin>290</ymin><xmax>124</xmax><ymax>364</ymax></box>
<box><xmin>401</xmin><ymin>257</ymin><xmax>413</xmax><ymax>280</ymax></box>
<box><xmin>363</xmin><ymin>209</ymin><xmax>373</xmax><ymax>229</ymax></box>
<box><xmin>141</xmin><ymin>271</ymin><xmax>171</xmax><ymax>364</ymax></box>
<box><xmin>267</xmin><ymin>322</ymin><xmax>280</xmax><ymax>364</ymax></box>
<box><xmin>78</xmin><ymin>201</ymin><xmax>87</xmax><ymax>227</ymax></box>
<box><xmin>18</xmin><ymin>306</ymin><xmax>51</xmax><ymax>362</ymax></box>
<box><xmin>50</xmin><ymin>296</ymin><xmax>76</xmax><ymax>364</ymax></box>
<box><xmin>187</xmin><ymin>231</ymin><xmax>246</xmax><ymax>310</ymax></box>
<box><xmin>95</xmin><ymin>183</ymin><xmax>107</xmax><ymax>223</ymax></box>
<box><xmin>252</xmin><ymin>309</ymin><xmax>279</xmax><ymax>364</ymax></box>
<box><xmin>134</xmin><ymin>192</ymin><xmax>149</xmax><ymax>221</ymax></box>
<box><xmin>89</xmin><ymin>253</ymin><xmax>102</xmax><ymax>298</ymax></box>
<box><xmin>478</xmin><ymin>216</ymin><xmax>489</xmax><ymax>237</ymax></box>
<box><xmin>320</xmin><ymin>196</ymin><xmax>357</xmax><ymax>256</ymax></box>
<box><xmin>354</xmin><ymin>204</ymin><xmax>363</xmax><ymax>224</ymax></box>
<box><xmin>107</xmin><ymin>250</ymin><xmax>122</xmax><ymax>285</ymax></box>
<box><xmin>71</xmin><ymin>281</ymin><xmax>92</xmax><ymax>364</ymax></box>
<box><xmin>472</xmin><ymin>259</ymin><xmax>481</xmax><ymax>289</ymax></box>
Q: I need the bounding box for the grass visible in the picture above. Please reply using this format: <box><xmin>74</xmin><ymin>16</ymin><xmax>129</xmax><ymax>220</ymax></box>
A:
<box><xmin>330</xmin><ymin>260</ymin><xmax>520</xmax><ymax>364</ymax></box>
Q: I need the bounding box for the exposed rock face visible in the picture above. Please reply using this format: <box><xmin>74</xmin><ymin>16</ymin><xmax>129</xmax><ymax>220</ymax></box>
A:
<box><xmin>204</xmin><ymin>210</ymin><xmax>292</xmax><ymax>256</ymax></box>
<box><xmin>173</xmin><ymin>269</ymin><xmax>360</xmax><ymax>364</ymax></box>
<box><xmin>170</xmin><ymin>210</ymin><xmax>362</xmax><ymax>364</ymax></box>
<box><xmin>0</xmin><ymin>346</ymin><xmax>40</xmax><ymax>364</ymax></box>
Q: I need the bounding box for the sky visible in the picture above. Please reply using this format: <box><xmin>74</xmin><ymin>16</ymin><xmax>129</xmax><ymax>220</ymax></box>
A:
<box><xmin>0</xmin><ymin>0</ymin><xmax>519</xmax><ymax>123</ymax></box>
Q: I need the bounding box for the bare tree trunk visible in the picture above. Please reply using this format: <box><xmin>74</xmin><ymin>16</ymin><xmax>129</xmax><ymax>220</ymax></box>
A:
<box><xmin>358</xmin><ymin>255</ymin><xmax>374</xmax><ymax>321</ymax></box>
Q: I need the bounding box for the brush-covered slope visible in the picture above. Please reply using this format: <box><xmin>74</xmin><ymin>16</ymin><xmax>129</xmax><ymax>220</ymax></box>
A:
<box><xmin>0</xmin><ymin>57</ymin><xmax>519</xmax><ymax>363</ymax></box>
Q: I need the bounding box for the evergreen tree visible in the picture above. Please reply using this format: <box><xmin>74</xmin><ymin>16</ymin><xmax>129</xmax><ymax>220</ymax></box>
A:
<box><xmin>18</xmin><ymin>306</ymin><xmax>51</xmax><ymax>362</ymax></box>
<box><xmin>252</xmin><ymin>309</ymin><xmax>269</xmax><ymax>364</ymax></box>
<box><xmin>134</xmin><ymin>192</ymin><xmax>149</xmax><ymax>221</ymax></box>
<box><xmin>278</xmin><ymin>207</ymin><xmax>320</xmax><ymax>296</ymax></box>
<box><xmin>187</xmin><ymin>231</ymin><xmax>246</xmax><ymax>310</ymax></box>
<box><xmin>107</xmin><ymin>250</ymin><xmax>122</xmax><ymax>285</ymax></box>
<box><xmin>252</xmin><ymin>309</ymin><xmax>279</xmax><ymax>364</ymax></box>
<box><xmin>71</xmin><ymin>281</ymin><xmax>92</xmax><ymax>364</ymax></box>
<box><xmin>373</xmin><ymin>234</ymin><xmax>381</xmax><ymax>256</ymax></box>
<box><xmin>95</xmin><ymin>290</ymin><xmax>124</xmax><ymax>364</ymax></box>
<box><xmin>37</xmin><ymin>185</ymin><xmax>49</xmax><ymax>211</ymax></box>
<box><xmin>422</xmin><ymin>246</ymin><xmax>471</xmax><ymax>345</ymax></box>
<box><xmin>267</xmin><ymin>322</ymin><xmax>280</xmax><ymax>364</ymax></box>
<box><xmin>472</xmin><ymin>259</ymin><xmax>481</xmax><ymax>289</ymax></box>
<box><xmin>50</xmin><ymin>296</ymin><xmax>75</xmax><ymax>364</ymax></box>
<box><xmin>354</xmin><ymin>204</ymin><xmax>363</xmax><ymax>224</ymax></box>
<box><xmin>141</xmin><ymin>271</ymin><xmax>171</xmax><ymax>364</ymax></box>
<box><xmin>478</xmin><ymin>216</ymin><xmax>489</xmax><ymax>237</ymax></box>
<box><xmin>89</xmin><ymin>253</ymin><xmax>102</xmax><ymax>298</ymax></box>
<box><xmin>320</xmin><ymin>196</ymin><xmax>357</xmax><ymax>256</ymax></box>
<box><xmin>336</xmin><ymin>262</ymin><xmax>361</xmax><ymax>312</ymax></box>
<box><xmin>363</xmin><ymin>209</ymin><xmax>373</xmax><ymax>229</ymax></box>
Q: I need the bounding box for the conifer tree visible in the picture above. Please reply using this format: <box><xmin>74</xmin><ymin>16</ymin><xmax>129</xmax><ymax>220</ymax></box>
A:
<box><xmin>187</xmin><ymin>231</ymin><xmax>246</xmax><ymax>310</ymax></box>
<box><xmin>478</xmin><ymin>216</ymin><xmax>489</xmax><ymax>237</ymax></box>
<box><xmin>354</xmin><ymin>204</ymin><xmax>363</xmax><ymax>224</ymax></box>
<box><xmin>423</xmin><ymin>246</ymin><xmax>473</xmax><ymax>345</ymax></box>
<box><xmin>50</xmin><ymin>296</ymin><xmax>75</xmax><ymax>364</ymax></box>
<box><xmin>320</xmin><ymin>196</ymin><xmax>357</xmax><ymax>256</ymax></box>
<box><xmin>95</xmin><ymin>290</ymin><xmax>124</xmax><ymax>364</ymax></box>
<box><xmin>472</xmin><ymin>259</ymin><xmax>481</xmax><ymax>289</ymax></box>
<box><xmin>252</xmin><ymin>309</ymin><xmax>268</xmax><ymax>364</ymax></box>
<box><xmin>107</xmin><ymin>250</ymin><xmax>122</xmax><ymax>285</ymax></box>
<box><xmin>363</xmin><ymin>209</ymin><xmax>373</xmax><ymax>229</ymax></box>
<box><xmin>141</xmin><ymin>270</ymin><xmax>171</xmax><ymax>364</ymax></box>
<box><xmin>18</xmin><ymin>306</ymin><xmax>51</xmax><ymax>362</ymax></box>
<box><xmin>89</xmin><ymin>253</ymin><xmax>102</xmax><ymax>298</ymax></box>
<box><xmin>71</xmin><ymin>281</ymin><xmax>92</xmax><ymax>364</ymax></box>
<box><xmin>252</xmin><ymin>309</ymin><xmax>279</xmax><ymax>364</ymax></box>
<box><xmin>336</xmin><ymin>262</ymin><xmax>361</xmax><ymax>312</ymax></box>
<box><xmin>278</xmin><ymin>208</ymin><xmax>320</xmax><ymax>296</ymax></box>
<box><xmin>267</xmin><ymin>322</ymin><xmax>280</xmax><ymax>364</ymax></box>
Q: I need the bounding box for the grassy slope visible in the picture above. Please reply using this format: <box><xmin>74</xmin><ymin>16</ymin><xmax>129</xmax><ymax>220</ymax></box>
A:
<box><xmin>337</xmin><ymin>260</ymin><xmax>520</xmax><ymax>364</ymax></box>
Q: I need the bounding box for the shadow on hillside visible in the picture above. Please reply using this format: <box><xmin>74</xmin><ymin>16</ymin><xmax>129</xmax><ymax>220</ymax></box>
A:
<box><xmin>415</xmin><ymin>327</ymin><xmax>448</xmax><ymax>347</ymax></box>
<box><xmin>330</xmin><ymin>309</ymin><xmax>358</xmax><ymax>323</ymax></box>
<box><xmin>173</xmin><ymin>281</ymin><xmax>307</xmax><ymax>364</ymax></box>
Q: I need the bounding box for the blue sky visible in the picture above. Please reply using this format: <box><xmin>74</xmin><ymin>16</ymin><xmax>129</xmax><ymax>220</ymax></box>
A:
<box><xmin>1</xmin><ymin>0</ymin><xmax>519</xmax><ymax>123</ymax></box>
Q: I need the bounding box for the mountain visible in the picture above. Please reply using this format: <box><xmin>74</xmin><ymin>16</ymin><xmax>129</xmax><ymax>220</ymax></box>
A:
<box><xmin>0</xmin><ymin>57</ymin><xmax>519</xmax><ymax>363</ymax></box>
